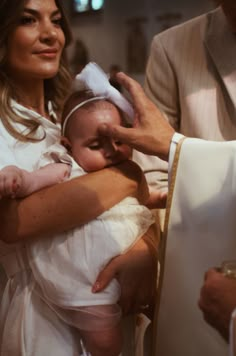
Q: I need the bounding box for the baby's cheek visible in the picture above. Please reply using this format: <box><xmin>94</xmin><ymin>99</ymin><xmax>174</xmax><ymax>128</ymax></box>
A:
<box><xmin>82</xmin><ymin>155</ymin><xmax>106</xmax><ymax>172</ymax></box>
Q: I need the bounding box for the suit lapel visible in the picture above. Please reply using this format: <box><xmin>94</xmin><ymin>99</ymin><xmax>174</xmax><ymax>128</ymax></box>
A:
<box><xmin>204</xmin><ymin>7</ymin><xmax>236</xmax><ymax>110</ymax></box>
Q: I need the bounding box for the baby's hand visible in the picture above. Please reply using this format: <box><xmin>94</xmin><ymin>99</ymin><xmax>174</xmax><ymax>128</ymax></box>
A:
<box><xmin>0</xmin><ymin>165</ymin><xmax>25</xmax><ymax>199</ymax></box>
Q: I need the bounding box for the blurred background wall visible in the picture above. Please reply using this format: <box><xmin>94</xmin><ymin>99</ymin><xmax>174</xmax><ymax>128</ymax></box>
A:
<box><xmin>62</xmin><ymin>0</ymin><xmax>216</xmax><ymax>83</ymax></box>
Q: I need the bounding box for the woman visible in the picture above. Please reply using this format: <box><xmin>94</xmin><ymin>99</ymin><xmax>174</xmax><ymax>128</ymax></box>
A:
<box><xmin>0</xmin><ymin>1</ymin><xmax>157</xmax><ymax>355</ymax></box>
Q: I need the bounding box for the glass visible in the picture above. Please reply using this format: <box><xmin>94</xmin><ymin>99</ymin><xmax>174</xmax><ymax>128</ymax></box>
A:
<box><xmin>221</xmin><ymin>260</ymin><xmax>236</xmax><ymax>279</ymax></box>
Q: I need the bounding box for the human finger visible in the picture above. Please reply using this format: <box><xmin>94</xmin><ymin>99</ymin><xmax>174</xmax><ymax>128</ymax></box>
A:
<box><xmin>1</xmin><ymin>176</ymin><xmax>15</xmax><ymax>197</ymax></box>
<box><xmin>146</xmin><ymin>189</ymin><xmax>168</xmax><ymax>209</ymax></box>
<box><xmin>92</xmin><ymin>257</ymin><xmax>119</xmax><ymax>293</ymax></box>
<box><xmin>99</xmin><ymin>123</ymin><xmax>141</xmax><ymax>147</ymax></box>
<box><xmin>203</xmin><ymin>268</ymin><xmax>220</xmax><ymax>281</ymax></box>
<box><xmin>116</xmin><ymin>72</ymin><xmax>152</xmax><ymax>117</ymax></box>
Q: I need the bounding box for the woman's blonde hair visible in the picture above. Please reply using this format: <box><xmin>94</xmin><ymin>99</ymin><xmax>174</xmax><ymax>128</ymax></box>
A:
<box><xmin>0</xmin><ymin>0</ymin><xmax>73</xmax><ymax>142</ymax></box>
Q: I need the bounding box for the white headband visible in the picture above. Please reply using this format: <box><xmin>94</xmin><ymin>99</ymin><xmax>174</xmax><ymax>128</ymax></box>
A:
<box><xmin>62</xmin><ymin>96</ymin><xmax>106</xmax><ymax>135</ymax></box>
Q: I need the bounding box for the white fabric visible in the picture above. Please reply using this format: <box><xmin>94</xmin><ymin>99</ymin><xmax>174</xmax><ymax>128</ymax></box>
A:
<box><xmin>0</xmin><ymin>102</ymin><xmax>154</xmax><ymax>353</ymax></box>
<box><xmin>0</xmin><ymin>102</ymin><xmax>84</xmax><ymax>355</ymax></box>
<box><xmin>27</xmin><ymin>142</ymin><xmax>154</xmax><ymax>330</ymax></box>
<box><xmin>157</xmin><ymin>138</ymin><xmax>236</xmax><ymax>356</ymax></box>
<box><xmin>75</xmin><ymin>62</ymin><xmax>134</xmax><ymax>122</ymax></box>
<box><xmin>0</xmin><ymin>137</ymin><xmax>16</xmax><ymax>169</ymax></box>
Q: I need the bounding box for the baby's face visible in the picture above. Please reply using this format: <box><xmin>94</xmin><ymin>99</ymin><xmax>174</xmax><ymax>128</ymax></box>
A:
<box><xmin>68</xmin><ymin>104</ymin><xmax>132</xmax><ymax>172</ymax></box>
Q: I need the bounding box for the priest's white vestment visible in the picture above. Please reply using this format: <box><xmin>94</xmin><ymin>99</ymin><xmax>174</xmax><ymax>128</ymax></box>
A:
<box><xmin>155</xmin><ymin>138</ymin><xmax>236</xmax><ymax>356</ymax></box>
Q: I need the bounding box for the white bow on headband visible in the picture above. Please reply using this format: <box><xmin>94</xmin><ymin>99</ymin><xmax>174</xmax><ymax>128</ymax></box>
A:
<box><xmin>74</xmin><ymin>62</ymin><xmax>134</xmax><ymax>122</ymax></box>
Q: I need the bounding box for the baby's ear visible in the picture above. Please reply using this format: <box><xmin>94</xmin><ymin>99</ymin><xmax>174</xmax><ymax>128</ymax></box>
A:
<box><xmin>61</xmin><ymin>136</ymin><xmax>72</xmax><ymax>152</ymax></box>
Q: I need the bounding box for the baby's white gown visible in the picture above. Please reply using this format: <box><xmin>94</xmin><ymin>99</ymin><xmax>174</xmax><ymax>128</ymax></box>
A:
<box><xmin>28</xmin><ymin>143</ymin><xmax>154</xmax><ymax>331</ymax></box>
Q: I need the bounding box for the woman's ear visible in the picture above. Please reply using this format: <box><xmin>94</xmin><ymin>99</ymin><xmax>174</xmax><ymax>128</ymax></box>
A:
<box><xmin>61</xmin><ymin>136</ymin><xmax>72</xmax><ymax>153</ymax></box>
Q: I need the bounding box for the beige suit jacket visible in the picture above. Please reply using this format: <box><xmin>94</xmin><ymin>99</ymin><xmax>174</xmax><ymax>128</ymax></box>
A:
<box><xmin>133</xmin><ymin>6</ymin><xmax>236</xmax><ymax>188</ymax></box>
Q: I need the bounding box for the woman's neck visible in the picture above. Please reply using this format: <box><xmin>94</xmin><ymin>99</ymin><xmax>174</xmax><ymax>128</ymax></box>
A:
<box><xmin>13</xmin><ymin>79</ymin><xmax>49</xmax><ymax>118</ymax></box>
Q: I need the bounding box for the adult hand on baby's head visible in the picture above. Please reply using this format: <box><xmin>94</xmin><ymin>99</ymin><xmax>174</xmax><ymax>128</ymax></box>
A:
<box><xmin>98</xmin><ymin>72</ymin><xmax>175</xmax><ymax>161</ymax></box>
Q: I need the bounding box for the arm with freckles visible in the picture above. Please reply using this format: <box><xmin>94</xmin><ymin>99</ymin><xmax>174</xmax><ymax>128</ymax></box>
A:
<box><xmin>0</xmin><ymin>160</ymin><xmax>148</xmax><ymax>243</ymax></box>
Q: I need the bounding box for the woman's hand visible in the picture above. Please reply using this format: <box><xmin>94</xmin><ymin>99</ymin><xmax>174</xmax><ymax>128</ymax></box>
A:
<box><xmin>92</xmin><ymin>227</ymin><xmax>158</xmax><ymax>316</ymax></box>
<box><xmin>98</xmin><ymin>72</ymin><xmax>175</xmax><ymax>161</ymax></box>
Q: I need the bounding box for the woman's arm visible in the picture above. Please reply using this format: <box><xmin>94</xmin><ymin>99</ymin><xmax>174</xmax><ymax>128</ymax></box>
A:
<box><xmin>0</xmin><ymin>160</ymin><xmax>148</xmax><ymax>243</ymax></box>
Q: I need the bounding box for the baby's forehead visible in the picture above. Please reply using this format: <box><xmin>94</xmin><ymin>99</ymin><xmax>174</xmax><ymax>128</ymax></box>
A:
<box><xmin>64</xmin><ymin>97</ymin><xmax>125</xmax><ymax>138</ymax></box>
<box><xmin>71</xmin><ymin>100</ymin><xmax>122</xmax><ymax>122</ymax></box>
<box><xmin>84</xmin><ymin>99</ymin><xmax>117</xmax><ymax>112</ymax></box>
<box><xmin>70</xmin><ymin>100</ymin><xmax>121</xmax><ymax>127</ymax></box>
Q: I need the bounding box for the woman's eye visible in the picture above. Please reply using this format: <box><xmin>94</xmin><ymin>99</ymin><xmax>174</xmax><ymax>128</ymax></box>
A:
<box><xmin>89</xmin><ymin>144</ymin><xmax>101</xmax><ymax>150</ymax></box>
<box><xmin>115</xmin><ymin>141</ymin><xmax>122</xmax><ymax>146</ymax></box>
<box><xmin>52</xmin><ymin>17</ymin><xmax>62</xmax><ymax>27</ymax></box>
<box><xmin>19</xmin><ymin>16</ymin><xmax>36</xmax><ymax>25</ymax></box>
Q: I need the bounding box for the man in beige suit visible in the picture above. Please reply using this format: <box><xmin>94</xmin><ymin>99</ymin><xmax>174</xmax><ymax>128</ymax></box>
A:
<box><xmin>133</xmin><ymin>1</ymin><xmax>236</xmax><ymax>188</ymax></box>
<box><xmin>131</xmin><ymin>1</ymin><xmax>236</xmax><ymax>355</ymax></box>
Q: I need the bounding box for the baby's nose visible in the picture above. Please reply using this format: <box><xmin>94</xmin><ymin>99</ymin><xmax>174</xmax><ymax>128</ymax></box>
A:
<box><xmin>105</xmin><ymin>141</ymin><xmax>120</xmax><ymax>157</ymax></box>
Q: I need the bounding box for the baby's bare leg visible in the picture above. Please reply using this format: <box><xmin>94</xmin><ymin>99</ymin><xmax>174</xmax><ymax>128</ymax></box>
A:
<box><xmin>79</xmin><ymin>322</ymin><xmax>122</xmax><ymax>356</ymax></box>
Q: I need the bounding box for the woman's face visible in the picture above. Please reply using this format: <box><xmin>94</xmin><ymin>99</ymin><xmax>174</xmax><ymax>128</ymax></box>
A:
<box><xmin>6</xmin><ymin>0</ymin><xmax>65</xmax><ymax>82</ymax></box>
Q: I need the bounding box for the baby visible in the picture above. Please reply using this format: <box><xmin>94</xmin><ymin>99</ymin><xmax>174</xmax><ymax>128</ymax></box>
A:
<box><xmin>0</xmin><ymin>88</ymin><xmax>154</xmax><ymax>356</ymax></box>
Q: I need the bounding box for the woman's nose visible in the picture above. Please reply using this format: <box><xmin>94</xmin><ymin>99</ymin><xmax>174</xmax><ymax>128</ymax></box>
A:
<box><xmin>40</xmin><ymin>20</ymin><xmax>57</xmax><ymax>42</ymax></box>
